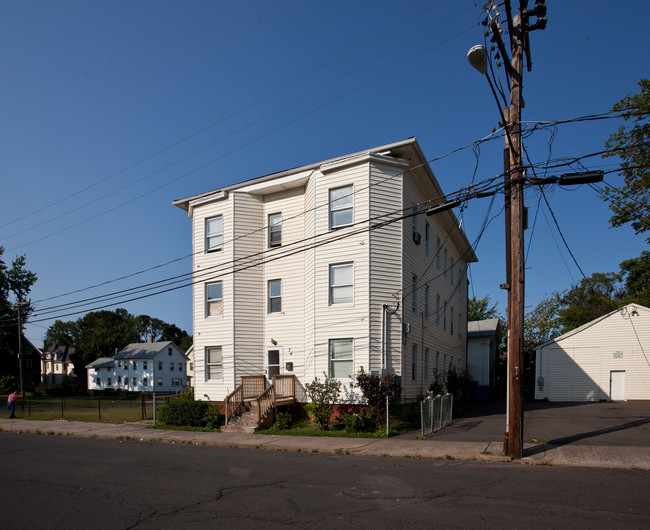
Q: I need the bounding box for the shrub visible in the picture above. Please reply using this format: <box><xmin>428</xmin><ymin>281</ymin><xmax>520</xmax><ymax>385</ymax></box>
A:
<box><xmin>305</xmin><ymin>373</ymin><xmax>341</xmax><ymax>429</ymax></box>
<box><xmin>0</xmin><ymin>375</ymin><xmax>19</xmax><ymax>394</ymax></box>
<box><xmin>203</xmin><ymin>401</ymin><xmax>223</xmax><ymax>430</ymax></box>
<box><xmin>343</xmin><ymin>410</ymin><xmax>374</xmax><ymax>433</ymax></box>
<box><xmin>428</xmin><ymin>370</ymin><xmax>445</xmax><ymax>396</ymax></box>
<box><xmin>158</xmin><ymin>400</ymin><xmax>209</xmax><ymax>427</ymax></box>
<box><xmin>274</xmin><ymin>411</ymin><xmax>293</xmax><ymax>430</ymax></box>
<box><xmin>354</xmin><ymin>368</ymin><xmax>400</xmax><ymax>429</ymax></box>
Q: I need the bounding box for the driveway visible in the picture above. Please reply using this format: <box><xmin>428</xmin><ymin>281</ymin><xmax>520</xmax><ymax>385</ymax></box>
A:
<box><xmin>427</xmin><ymin>400</ymin><xmax>650</xmax><ymax>446</ymax></box>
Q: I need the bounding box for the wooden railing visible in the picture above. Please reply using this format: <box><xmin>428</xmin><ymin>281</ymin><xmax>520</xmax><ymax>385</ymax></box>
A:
<box><xmin>226</xmin><ymin>374</ymin><xmax>296</xmax><ymax>427</ymax></box>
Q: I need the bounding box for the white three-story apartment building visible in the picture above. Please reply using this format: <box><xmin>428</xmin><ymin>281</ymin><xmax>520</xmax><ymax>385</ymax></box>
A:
<box><xmin>173</xmin><ymin>138</ymin><xmax>477</xmax><ymax>403</ymax></box>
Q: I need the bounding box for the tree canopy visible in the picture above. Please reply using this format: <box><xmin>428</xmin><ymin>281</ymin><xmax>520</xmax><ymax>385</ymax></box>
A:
<box><xmin>602</xmin><ymin>78</ymin><xmax>650</xmax><ymax>240</ymax></box>
<box><xmin>467</xmin><ymin>294</ymin><xmax>498</xmax><ymax>322</ymax></box>
<box><xmin>0</xmin><ymin>247</ymin><xmax>37</xmax><ymax>378</ymax></box>
<box><xmin>44</xmin><ymin>308</ymin><xmax>192</xmax><ymax>371</ymax></box>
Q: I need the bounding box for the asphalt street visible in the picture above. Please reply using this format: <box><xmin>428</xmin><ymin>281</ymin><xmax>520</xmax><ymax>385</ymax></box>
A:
<box><xmin>1</xmin><ymin>433</ymin><xmax>648</xmax><ymax>529</ymax></box>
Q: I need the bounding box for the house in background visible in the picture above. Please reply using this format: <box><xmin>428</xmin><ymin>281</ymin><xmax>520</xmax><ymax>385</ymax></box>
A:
<box><xmin>184</xmin><ymin>344</ymin><xmax>195</xmax><ymax>388</ymax></box>
<box><xmin>86</xmin><ymin>341</ymin><xmax>187</xmax><ymax>392</ymax></box>
<box><xmin>535</xmin><ymin>304</ymin><xmax>650</xmax><ymax>402</ymax></box>
<box><xmin>41</xmin><ymin>344</ymin><xmax>76</xmax><ymax>386</ymax></box>
<box><xmin>467</xmin><ymin>318</ymin><xmax>501</xmax><ymax>400</ymax></box>
<box><xmin>173</xmin><ymin>138</ymin><xmax>477</xmax><ymax>409</ymax></box>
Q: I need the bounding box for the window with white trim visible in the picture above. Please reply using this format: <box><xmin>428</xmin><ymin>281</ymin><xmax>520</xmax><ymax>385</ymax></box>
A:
<box><xmin>205</xmin><ymin>215</ymin><xmax>223</xmax><ymax>252</ymax></box>
<box><xmin>268</xmin><ymin>279</ymin><xmax>282</xmax><ymax>313</ymax></box>
<box><xmin>143</xmin><ymin>377</ymin><xmax>148</xmax><ymax>387</ymax></box>
<box><xmin>329</xmin><ymin>338</ymin><xmax>353</xmax><ymax>379</ymax></box>
<box><xmin>205</xmin><ymin>346</ymin><xmax>223</xmax><ymax>381</ymax></box>
<box><xmin>157</xmin><ymin>377</ymin><xmax>163</xmax><ymax>387</ymax></box>
<box><xmin>206</xmin><ymin>282</ymin><xmax>223</xmax><ymax>318</ymax></box>
<box><xmin>329</xmin><ymin>263</ymin><xmax>353</xmax><ymax>305</ymax></box>
<box><xmin>436</xmin><ymin>295</ymin><xmax>441</xmax><ymax>326</ymax></box>
<box><xmin>329</xmin><ymin>185</ymin><xmax>353</xmax><ymax>229</ymax></box>
<box><xmin>412</xmin><ymin>344</ymin><xmax>418</xmax><ymax>381</ymax></box>
<box><xmin>436</xmin><ymin>238</ymin><xmax>441</xmax><ymax>269</ymax></box>
<box><xmin>268</xmin><ymin>213</ymin><xmax>282</xmax><ymax>247</ymax></box>
<box><xmin>425</xmin><ymin>285</ymin><xmax>430</xmax><ymax>320</ymax></box>
<box><xmin>425</xmin><ymin>348</ymin><xmax>430</xmax><ymax>383</ymax></box>
<box><xmin>425</xmin><ymin>223</ymin><xmax>430</xmax><ymax>257</ymax></box>
<box><xmin>443</xmin><ymin>301</ymin><xmax>447</xmax><ymax>330</ymax></box>
<box><xmin>158</xmin><ymin>361</ymin><xmax>162</xmax><ymax>370</ymax></box>
<box><xmin>412</xmin><ymin>275</ymin><xmax>418</xmax><ymax>313</ymax></box>
<box><xmin>451</xmin><ymin>307</ymin><xmax>454</xmax><ymax>335</ymax></box>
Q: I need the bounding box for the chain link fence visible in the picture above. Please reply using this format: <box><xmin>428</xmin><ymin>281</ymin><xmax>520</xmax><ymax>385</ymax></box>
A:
<box><xmin>421</xmin><ymin>393</ymin><xmax>453</xmax><ymax>436</ymax></box>
<box><xmin>14</xmin><ymin>393</ymin><xmax>182</xmax><ymax>423</ymax></box>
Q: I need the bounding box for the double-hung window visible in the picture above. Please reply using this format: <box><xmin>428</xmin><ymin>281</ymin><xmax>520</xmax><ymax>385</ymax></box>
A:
<box><xmin>425</xmin><ymin>348</ymin><xmax>430</xmax><ymax>383</ymax></box>
<box><xmin>329</xmin><ymin>339</ymin><xmax>353</xmax><ymax>379</ymax></box>
<box><xmin>425</xmin><ymin>286</ymin><xmax>430</xmax><ymax>320</ymax></box>
<box><xmin>205</xmin><ymin>346</ymin><xmax>223</xmax><ymax>381</ymax></box>
<box><xmin>268</xmin><ymin>213</ymin><xmax>282</xmax><ymax>247</ymax></box>
<box><xmin>412</xmin><ymin>276</ymin><xmax>418</xmax><ymax>313</ymax></box>
<box><xmin>206</xmin><ymin>282</ymin><xmax>223</xmax><ymax>317</ymax></box>
<box><xmin>329</xmin><ymin>185</ymin><xmax>353</xmax><ymax>229</ymax></box>
<box><xmin>205</xmin><ymin>215</ymin><xmax>223</xmax><ymax>252</ymax></box>
<box><xmin>425</xmin><ymin>223</ymin><xmax>430</xmax><ymax>257</ymax></box>
<box><xmin>268</xmin><ymin>279</ymin><xmax>282</xmax><ymax>313</ymax></box>
<box><xmin>412</xmin><ymin>344</ymin><xmax>418</xmax><ymax>381</ymax></box>
<box><xmin>436</xmin><ymin>238</ymin><xmax>441</xmax><ymax>269</ymax></box>
<box><xmin>329</xmin><ymin>263</ymin><xmax>353</xmax><ymax>305</ymax></box>
<box><xmin>451</xmin><ymin>307</ymin><xmax>455</xmax><ymax>335</ymax></box>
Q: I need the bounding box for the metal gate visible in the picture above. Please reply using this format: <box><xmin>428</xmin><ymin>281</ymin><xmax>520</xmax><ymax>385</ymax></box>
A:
<box><xmin>421</xmin><ymin>393</ymin><xmax>453</xmax><ymax>436</ymax></box>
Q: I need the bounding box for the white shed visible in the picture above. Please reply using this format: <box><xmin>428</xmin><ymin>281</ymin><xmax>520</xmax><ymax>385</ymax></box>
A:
<box><xmin>467</xmin><ymin>318</ymin><xmax>500</xmax><ymax>400</ymax></box>
<box><xmin>535</xmin><ymin>304</ymin><xmax>650</xmax><ymax>402</ymax></box>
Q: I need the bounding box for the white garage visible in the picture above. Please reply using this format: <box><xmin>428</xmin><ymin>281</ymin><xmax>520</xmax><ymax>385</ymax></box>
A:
<box><xmin>535</xmin><ymin>304</ymin><xmax>650</xmax><ymax>402</ymax></box>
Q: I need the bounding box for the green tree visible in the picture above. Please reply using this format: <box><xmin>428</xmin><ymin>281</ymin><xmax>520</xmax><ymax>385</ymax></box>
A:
<box><xmin>44</xmin><ymin>319</ymin><xmax>79</xmax><ymax>349</ymax></box>
<box><xmin>602</xmin><ymin>79</ymin><xmax>650</xmax><ymax>240</ymax></box>
<box><xmin>620</xmin><ymin>250</ymin><xmax>650</xmax><ymax>307</ymax></box>
<box><xmin>467</xmin><ymin>294</ymin><xmax>498</xmax><ymax>321</ymax></box>
<box><xmin>557</xmin><ymin>272</ymin><xmax>626</xmax><ymax>332</ymax></box>
<box><xmin>136</xmin><ymin>314</ymin><xmax>166</xmax><ymax>343</ymax></box>
<box><xmin>0</xmin><ymin>247</ymin><xmax>37</xmax><ymax>378</ymax></box>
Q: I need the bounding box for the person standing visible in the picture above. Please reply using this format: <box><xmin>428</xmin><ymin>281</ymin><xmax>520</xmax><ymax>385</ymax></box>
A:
<box><xmin>7</xmin><ymin>390</ymin><xmax>22</xmax><ymax>419</ymax></box>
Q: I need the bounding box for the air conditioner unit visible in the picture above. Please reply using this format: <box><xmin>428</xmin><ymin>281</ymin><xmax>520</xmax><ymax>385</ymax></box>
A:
<box><xmin>413</xmin><ymin>232</ymin><xmax>421</xmax><ymax>245</ymax></box>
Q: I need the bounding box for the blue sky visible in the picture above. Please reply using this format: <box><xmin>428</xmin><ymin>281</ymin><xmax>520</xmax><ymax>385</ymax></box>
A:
<box><xmin>1</xmin><ymin>1</ymin><xmax>648</xmax><ymax>346</ymax></box>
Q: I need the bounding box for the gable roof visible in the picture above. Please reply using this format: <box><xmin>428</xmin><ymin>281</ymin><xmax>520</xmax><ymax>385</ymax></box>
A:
<box><xmin>114</xmin><ymin>341</ymin><xmax>179</xmax><ymax>360</ymax></box>
<box><xmin>86</xmin><ymin>357</ymin><xmax>115</xmax><ymax>369</ymax></box>
<box><xmin>43</xmin><ymin>344</ymin><xmax>76</xmax><ymax>362</ymax></box>
<box><xmin>536</xmin><ymin>303</ymin><xmax>650</xmax><ymax>350</ymax></box>
<box><xmin>468</xmin><ymin>318</ymin><xmax>500</xmax><ymax>338</ymax></box>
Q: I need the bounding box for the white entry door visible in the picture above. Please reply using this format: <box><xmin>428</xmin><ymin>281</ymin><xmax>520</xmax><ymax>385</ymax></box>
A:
<box><xmin>610</xmin><ymin>370</ymin><xmax>626</xmax><ymax>401</ymax></box>
<box><xmin>266</xmin><ymin>348</ymin><xmax>282</xmax><ymax>379</ymax></box>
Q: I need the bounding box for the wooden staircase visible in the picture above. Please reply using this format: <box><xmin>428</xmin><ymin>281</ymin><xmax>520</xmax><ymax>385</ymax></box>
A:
<box><xmin>222</xmin><ymin>375</ymin><xmax>295</xmax><ymax>433</ymax></box>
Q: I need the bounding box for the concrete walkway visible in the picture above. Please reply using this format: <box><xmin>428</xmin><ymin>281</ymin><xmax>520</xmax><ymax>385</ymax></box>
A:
<box><xmin>1</xmin><ymin>416</ymin><xmax>648</xmax><ymax>470</ymax></box>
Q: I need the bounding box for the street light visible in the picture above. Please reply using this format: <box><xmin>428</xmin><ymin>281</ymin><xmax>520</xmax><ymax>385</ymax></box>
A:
<box><xmin>467</xmin><ymin>45</ymin><xmax>488</xmax><ymax>74</ymax></box>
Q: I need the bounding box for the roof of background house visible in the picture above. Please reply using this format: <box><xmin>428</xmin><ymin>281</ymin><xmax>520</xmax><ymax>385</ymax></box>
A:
<box><xmin>86</xmin><ymin>357</ymin><xmax>115</xmax><ymax>369</ymax></box>
<box><xmin>113</xmin><ymin>341</ymin><xmax>179</xmax><ymax>360</ymax></box>
<box><xmin>468</xmin><ymin>318</ymin><xmax>500</xmax><ymax>338</ymax></box>
<box><xmin>43</xmin><ymin>344</ymin><xmax>76</xmax><ymax>362</ymax></box>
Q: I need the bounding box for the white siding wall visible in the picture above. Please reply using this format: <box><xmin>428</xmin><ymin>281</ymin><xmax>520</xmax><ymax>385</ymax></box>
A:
<box><xmin>401</xmin><ymin>168</ymin><xmax>469</xmax><ymax>399</ymax></box>
<box><xmin>468</xmin><ymin>338</ymin><xmax>490</xmax><ymax>387</ymax></box>
<box><xmin>192</xmin><ymin>196</ymin><xmax>235</xmax><ymax>401</ymax></box>
<box><xmin>535</xmin><ymin>305</ymin><xmax>650</xmax><ymax>401</ymax></box>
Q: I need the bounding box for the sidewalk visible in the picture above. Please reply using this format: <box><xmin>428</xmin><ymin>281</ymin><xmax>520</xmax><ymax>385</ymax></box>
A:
<box><xmin>1</xmin><ymin>417</ymin><xmax>648</xmax><ymax>470</ymax></box>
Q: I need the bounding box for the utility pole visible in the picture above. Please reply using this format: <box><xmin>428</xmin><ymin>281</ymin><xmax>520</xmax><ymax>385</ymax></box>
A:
<box><xmin>12</xmin><ymin>301</ymin><xmax>27</xmax><ymax>399</ymax></box>
<box><xmin>506</xmin><ymin>9</ymin><xmax>525</xmax><ymax>458</ymax></box>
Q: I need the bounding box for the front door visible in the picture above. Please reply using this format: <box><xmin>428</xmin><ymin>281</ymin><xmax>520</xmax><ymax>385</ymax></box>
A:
<box><xmin>610</xmin><ymin>370</ymin><xmax>626</xmax><ymax>401</ymax></box>
<box><xmin>266</xmin><ymin>348</ymin><xmax>282</xmax><ymax>381</ymax></box>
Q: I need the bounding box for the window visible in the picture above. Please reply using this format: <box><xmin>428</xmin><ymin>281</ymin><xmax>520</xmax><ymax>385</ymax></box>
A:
<box><xmin>425</xmin><ymin>286</ymin><xmax>430</xmax><ymax>320</ymax></box>
<box><xmin>206</xmin><ymin>346</ymin><xmax>223</xmax><ymax>381</ymax></box>
<box><xmin>268</xmin><ymin>279</ymin><xmax>282</xmax><ymax>313</ymax></box>
<box><xmin>132</xmin><ymin>361</ymin><xmax>137</xmax><ymax>369</ymax></box>
<box><xmin>413</xmin><ymin>209</ymin><xmax>418</xmax><ymax>239</ymax></box>
<box><xmin>412</xmin><ymin>276</ymin><xmax>418</xmax><ymax>313</ymax></box>
<box><xmin>132</xmin><ymin>377</ymin><xmax>136</xmax><ymax>386</ymax></box>
<box><xmin>143</xmin><ymin>377</ymin><xmax>148</xmax><ymax>387</ymax></box>
<box><xmin>118</xmin><ymin>361</ymin><xmax>122</xmax><ymax>368</ymax></box>
<box><xmin>189</xmin><ymin>362</ymin><xmax>194</xmax><ymax>371</ymax></box>
<box><xmin>425</xmin><ymin>223</ymin><xmax>430</xmax><ymax>257</ymax></box>
<box><xmin>206</xmin><ymin>282</ymin><xmax>223</xmax><ymax>317</ymax></box>
<box><xmin>436</xmin><ymin>238</ymin><xmax>441</xmax><ymax>269</ymax></box>
<box><xmin>107</xmin><ymin>377</ymin><xmax>111</xmax><ymax>386</ymax></box>
<box><xmin>436</xmin><ymin>295</ymin><xmax>441</xmax><ymax>326</ymax></box>
<box><xmin>444</xmin><ymin>248</ymin><xmax>448</xmax><ymax>277</ymax></box>
<box><xmin>425</xmin><ymin>348</ymin><xmax>430</xmax><ymax>383</ymax></box>
<box><xmin>443</xmin><ymin>354</ymin><xmax>448</xmax><ymax>382</ymax></box>
<box><xmin>178</xmin><ymin>363</ymin><xmax>183</xmax><ymax>371</ymax></box>
<box><xmin>143</xmin><ymin>361</ymin><xmax>147</xmax><ymax>370</ymax></box>
<box><xmin>168</xmin><ymin>348</ymin><xmax>172</xmax><ymax>356</ymax></box>
<box><xmin>329</xmin><ymin>185</ymin><xmax>353</xmax><ymax>229</ymax></box>
<box><xmin>451</xmin><ymin>257</ymin><xmax>455</xmax><ymax>285</ymax></box>
<box><xmin>170</xmin><ymin>363</ymin><xmax>174</xmax><ymax>371</ymax></box>
<box><xmin>118</xmin><ymin>376</ymin><xmax>122</xmax><ymax>384</ymax></box>
<box><xmin>96</xmin><ymin>377</ymin><xmax>101</xmax><ymax>385</ymax></box>
<box><xmin>205</xmin><ymin>215</ymin><xmax>223</xmax><ymax>252</ymax></box>
<box><xmin>157</xmin><ymin>377</ymin><xmax>163</xmax><ymax>387</ymax></box>
<box><xmin>158</xmin><ymin>361</ymin><xmax>163</xmax><ymax>370</ymax></box>
<box><xmin>172</xmin><ymin>378</ymin><xmax>181</xmax><ymax>387</ymax></box>
<box><xmin>444</xmin><ymin>302</ymin><xmax>447</xmax><ymax>330</ymax></box>
<box><xmin>451</xmin><ymin>307</ymin><xmax>455</xmax><ymax>335</ymax></box>
<box><xmin>268</xmin><ymin>213</ymin><xmax>282</xmax><ymax>247</ymax></box>
<box><xmin>329</xmin><ymin>339</ymin><xmax>353</xmax><ymax>379</ymax></box>
<box><xmin>329</xmin><ymin>263</ymin><xmax>353</xmax><ymax>305</ymax></box>
<box><xmin>412</xmin><ymin>344</ymin><xmax>418</xmax><ymax>381</ymax></box>
<box><xmin>26</xmin><ymin>359</ymin><xmax>32</xmax><ymax>368</ymax></box>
